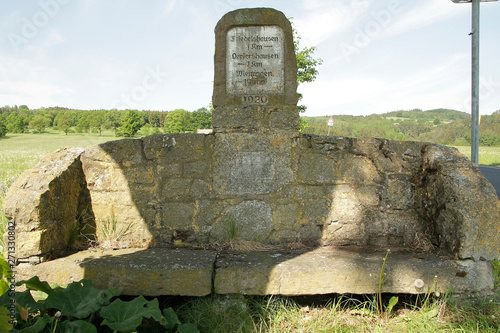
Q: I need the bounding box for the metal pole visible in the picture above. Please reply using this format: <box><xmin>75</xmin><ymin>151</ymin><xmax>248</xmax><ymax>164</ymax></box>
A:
<box><xmin>471</xmin><ymin>0</ymin><xmax>480</xmax><ymax>164</ymax></box>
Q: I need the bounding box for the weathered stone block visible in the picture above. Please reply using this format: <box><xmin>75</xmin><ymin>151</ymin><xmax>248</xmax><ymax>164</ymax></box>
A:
<box><xmin>213</xmin><ymin>132</ymin><xmax>294</xmax><ymax>196</ymax></box>
<box><xmin>272</xmin><ymin>203</ymin><xmax>300</xmax><ymax>230</ymax></box>
<box><xmin>382</xmin><ymin>174</ymin><xmax>416</xmax><ymax>210</ymax></box>
<box><xmin>183</xmin><ymin>161</ymin><xmax>210</xmax><ymax>179</ymax></box>
<box><xmin>158</xmin><ymin>163</ymin><xmax>182</xmax><ymax>178</ymax></box>
<box><xmin>142</xmin><ymin>134</ymin><xmax>213</xmax><ymax>163</ymax></box>
<box><xmin>297</xmin><ymin>149</ymin><xmax>381</xmax><ymax>186</ymax></box>
<box><xmin>162</xmin><ymin>179</ymin><xmax>193</xmax><ymax>200</ymax></box>
<box><xmin>162</xmin><ymin>202</ymin><xmax>197</xmax><ymax>230</ymax></box>
<box><xmin>87</xmin><ymin>139</ymin><xmax>145</xmax><ymax>167</ymax></box>
<box><xmin>222</xmin><ymin>152</ymin><xmax>275</xmax><ymax>195</ymax></box>
<box><xmin>421</xmin><ymin>145</ymin><xmax>500</xmax><ymax>260</ymax></box>
<box><xmin>4</xmin><ymin>148</ymin><xmax>92</xmax><ymax>258</ymax></box>
<box><xmin>228</xmin><ymin>200</ymin><xmax>273</xmax><ymax>242</ymax></box>
<box><xmin>297</xmin><ymin>153</ymin><xmax>336</xmax><ymax>184</ymax></box>
<box><xmin>322</xmin><ymin>221</ymin><xmax>366</xmax><ymax>246</ymax></box>
<box><xmin>363</xmin><ymin>210</ymin><xmax>424</xmax><ymax>247</ymax></box>
<box><xmin>328</xmin><ymin>184</ymin><xmax>366</xmax><ymax>222</ymax></box>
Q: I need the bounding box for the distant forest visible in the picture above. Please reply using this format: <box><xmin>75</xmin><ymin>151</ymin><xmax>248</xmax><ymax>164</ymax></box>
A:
<box><xmin>0</xmin><ymin>105</ymin><xmax>211</xmax><ymax>138</ymax></box>
<box><xmin>1</xmin><ymin>105</ymin><xmax>500</xmax><ymax>146</ymax></box>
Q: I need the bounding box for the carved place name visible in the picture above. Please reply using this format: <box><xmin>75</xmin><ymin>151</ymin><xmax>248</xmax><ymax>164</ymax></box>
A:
<box><xmin>230</xmin><ymin>35</ymin><xmax>279</xmax><ymax>43</ymax></box>
<box><xmin>226</xmin><ymin>26</ymin><xmax>284</xmax><ymax>96</ymax></box>
<box><xmin>231</xmin><ymin>53</ymin><xmax>279</xmax><ymax>60</ymax></box>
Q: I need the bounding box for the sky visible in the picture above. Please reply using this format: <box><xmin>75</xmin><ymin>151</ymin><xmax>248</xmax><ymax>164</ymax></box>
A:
<box><xmin>0</xmin><ymin>0</ymin><xmax>499</xmax><ymax>117</ymax></box>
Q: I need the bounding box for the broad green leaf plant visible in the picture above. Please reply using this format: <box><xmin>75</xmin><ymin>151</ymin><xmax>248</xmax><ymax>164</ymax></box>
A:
<box><xmin>0</xmin><ymin>277</ymin><xmax>199</xmax><ymax>333</ymax></box>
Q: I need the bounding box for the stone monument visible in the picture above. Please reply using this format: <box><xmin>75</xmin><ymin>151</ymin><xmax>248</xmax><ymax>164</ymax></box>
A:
<box><xmin>4</xmin><ymin>8</ymin><xmax>500</xmax><ymax>297</ymax></box>
<box><xmin>212</xmin><ymin>8</ymin><xmax>298</xmax><ymax>132</ymax></box>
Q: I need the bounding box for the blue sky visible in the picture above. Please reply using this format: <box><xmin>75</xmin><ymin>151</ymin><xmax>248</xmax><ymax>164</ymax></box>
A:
<box><xmin>1</xmin><ymin>0</ymin><xmax>499</xmax><ymax>117</ymax></box>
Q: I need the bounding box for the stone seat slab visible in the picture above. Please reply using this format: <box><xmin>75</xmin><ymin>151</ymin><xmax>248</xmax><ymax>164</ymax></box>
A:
<box><xmin>16</xmin><ymin>248</ymin><xmax>217</xmax><ymax>296</ymax></box>
<box><xmin>16</xmin><ymin>247</ymin><xmax>494</xmax><ymax>297</ymax></box>
<box><xmin>215</xmin><ymin>247</ymin><xmax>494</xmax><ymax>296</ymax></box>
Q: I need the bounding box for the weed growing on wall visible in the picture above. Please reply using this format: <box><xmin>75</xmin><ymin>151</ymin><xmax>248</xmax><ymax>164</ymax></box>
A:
<box><xmin>96</xmin><ymin>213</ymin><xmax>132</xmax><ymax>250</ymax></box>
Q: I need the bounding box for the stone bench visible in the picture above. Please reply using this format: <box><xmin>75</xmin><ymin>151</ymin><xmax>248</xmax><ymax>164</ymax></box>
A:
<box><xmin>4</xmin><ymin>7</ymin><xmax>500</xmax><ymax>297</ymax></box>
<box><xmin>15</xmin><ymin>247</ymin><xmax>493</xmax><ymax>297</ymax></box>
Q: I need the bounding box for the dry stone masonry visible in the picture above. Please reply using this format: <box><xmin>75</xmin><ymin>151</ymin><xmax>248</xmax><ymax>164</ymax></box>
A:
<box><xmin>4</xmin><ymin>8</ymin><xmax>500</xmax><ymax>296</ymax></box>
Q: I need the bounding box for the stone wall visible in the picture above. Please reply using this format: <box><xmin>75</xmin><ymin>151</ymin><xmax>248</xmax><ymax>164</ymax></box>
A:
<box><xmin>5</xmin><ymin>133</ymin><xmax>500</xmax><ymax>261</ymax></box>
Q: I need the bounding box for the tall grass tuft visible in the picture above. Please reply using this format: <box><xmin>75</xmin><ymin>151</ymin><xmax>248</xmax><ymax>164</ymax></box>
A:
<box><xmin>96</xmin><ymin>213</ymin><xmax>132</xmax><ymax>249</ymax></box>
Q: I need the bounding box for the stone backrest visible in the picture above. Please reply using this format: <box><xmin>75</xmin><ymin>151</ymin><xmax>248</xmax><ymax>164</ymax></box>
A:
<box><xmin>5</xmin><ymin>134</ymin><xmax>500</xmax><ymax>262</ymax></box>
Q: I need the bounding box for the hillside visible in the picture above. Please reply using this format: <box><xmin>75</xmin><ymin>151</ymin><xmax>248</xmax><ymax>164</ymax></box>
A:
<box><xmin>302</xmin><ymin>108</ymin><xmax>500</xmax><ymax>147</ymax></box>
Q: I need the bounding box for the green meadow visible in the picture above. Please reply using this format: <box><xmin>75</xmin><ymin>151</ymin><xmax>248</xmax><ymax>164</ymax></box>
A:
<box><xmin>0</xmin><ymin>131</ymin><xmax>117</xmax><ymax>185</ymax></box>
<box><xmin>455</xmin><ymin>146</ymin><xmax>500</xmax><ymax>166</ymax></box>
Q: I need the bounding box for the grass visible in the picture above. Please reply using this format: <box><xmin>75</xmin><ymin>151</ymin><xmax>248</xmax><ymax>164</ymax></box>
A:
<box><xmin>96</xmin><ymin>212</ymin><xmax>133</xmax><ymax>249</ymax></box>
<box><xmin>1</xmin><ymin>133</ymin><xmax>500</xmax><ymax>331</ymax></box>
<box><xmin>454</xmin><ymin>146</ymin><xmax>500</xmax><ymax>166</ymax></box>
<box><xmin>0</xmin><ymin>130</ymin><xmax>118</xmax><ymax>184</ymax></box>
<box><xmin>172</xmin><ymin>292</ymin><xmax>500</xmax><ymax>332</ymax></box>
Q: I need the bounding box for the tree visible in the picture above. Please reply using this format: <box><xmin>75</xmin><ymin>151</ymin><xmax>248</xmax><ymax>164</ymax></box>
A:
<box><xmin>30</xmin><ymin>115</ymin><xmax>50</xmax><ymax>133</ymax></box>
<box><xmin>164</xmin><ymin>109</ymin><xmax>191</xmax><ymax>133</ymax></box>
<box><xmin>291</xmin><ymin>19</ymin><xmax>323</xmax><ymax>113</ymax></box>
<box><xmin>0</xmin><ymin>114</ymin><xmax>7</xmax><ymax>137</ymax></box>
<box><xmin>76</xmin><ymin>114</ymin><xmax>91</xmax><ymax>134</ymax></box>
<box><xmin>104</xmin><ymin>109</ymin><xmax>122</xmax><ymax>134</ymax></box>
<box><xmin>299</xmin><ymin>118</ymin><xmax>309</xmax><ymax>133</ymax></box>
<box><xmin>145</xmin><ymin>111</ymin><xmax>165</xmax><ymax>129</ymax></box>
<box><xmin>190</xmin><ymin>108</ymin><xmax>212</xmax><ymax>130</ymax></box>
<box><xmin>89</xmin><ymin>110</ymin><xmax>106</xmax><ymax>136</ymax></box>
<box><xmin>119</xmin><ymin>110</ymin><xmax>143</xmax><ymax>137</ymax></box>
<box><xmin>6</xmin><ymin>112</ymin><xmax>26</xmax><ymax>133</ymax></box>
<box><xmin>57</xmin><ymin>112</ymin><xmax>73</xmax><ymax>135</ymax></box>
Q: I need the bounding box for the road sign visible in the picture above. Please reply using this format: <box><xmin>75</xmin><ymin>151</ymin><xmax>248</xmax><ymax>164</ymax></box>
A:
<box><xmin>327</xmin><ymin>116</ymin><xmax>334</xmax><ymax>127</ymax></box>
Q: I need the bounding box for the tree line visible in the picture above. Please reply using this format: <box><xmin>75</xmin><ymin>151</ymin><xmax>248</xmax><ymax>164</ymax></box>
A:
<box><xmin>0</xmin><ymin>105</ymin><xmax>212</xmax><ymax>138</ymax></box>
<box><xmin>2</xmin><ymin>105</ymin><xmax>500</xmax><ymax>147</ymax></box>
<box><xmin>302</xmin><ymin>108</ymin><xmax>500</xmax><ymax>147</ymax></box>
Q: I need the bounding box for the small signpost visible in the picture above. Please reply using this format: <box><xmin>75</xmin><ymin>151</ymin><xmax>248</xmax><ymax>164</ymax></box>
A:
<box><xmin>327</xmin><ymin>116</ymin><xmax>334</xmax><ymax>135</ymax></box>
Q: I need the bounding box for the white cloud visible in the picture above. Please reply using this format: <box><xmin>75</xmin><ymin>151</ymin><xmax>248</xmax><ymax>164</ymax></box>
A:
<box><xmin>397</xmin><ymin>53</ymin><xmax>468</xmax><ymax>90</ymax></box>
<box><xmin>164</xmin><ymin>0</ymin><xmax>182</xmax><ymax>14</ymax></box>
<box><xmin>300</xmin><ymin>76</ymin><xmax>388</xmax><ymax>113</ymax></box>
<box><xmin>384</xmin><ymin>0</ymin><xmax>468</xmax><ymax>38</ymax></box>
<box><xmin>295</xmin><ymin>0</ymin><xmax>370</xmax><ymax>46</ymax></box>
<box><xmin>301</xmin><ymin>52</ymin><xmax>471</xmax><ymax>116</ymax></box>
<box><xmin>0</xmin><ymin>81</ymin><xmax>71</xmax><ymax>108</ymax></box>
